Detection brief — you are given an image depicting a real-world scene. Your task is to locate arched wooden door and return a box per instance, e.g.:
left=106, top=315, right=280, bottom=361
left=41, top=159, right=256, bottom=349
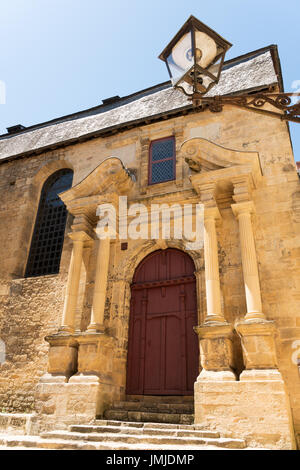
left=126, top=249, right=199, bottom=395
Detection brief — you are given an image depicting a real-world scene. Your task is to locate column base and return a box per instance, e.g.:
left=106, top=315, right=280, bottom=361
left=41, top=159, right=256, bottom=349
left=198, top=369, right=236, bottom=381
left=33, top=375, right=103, bottom=434
left=45, top=334, right=78, bottom=379
left=244, top=311, right=266, bottom=321
left=86, top=323, right=105, bottom=334
left=68, top=373, right=100, bottom=384
left=58, top=326, right=75, bottom=335
left=235, top=318, right=278, bottom=370
left=74, top=332, right=112, bottom=375
left=39, top=373, right=68, bottom=384
left=239, top=368, right=282, bottom=381
left=203, top=315, right=227, bottom=325
left=195, top=322, right=236, bottom=379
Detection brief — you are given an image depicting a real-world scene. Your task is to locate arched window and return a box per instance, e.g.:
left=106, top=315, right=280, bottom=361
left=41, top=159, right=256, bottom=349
left=25, top=169, right=73, bottom=277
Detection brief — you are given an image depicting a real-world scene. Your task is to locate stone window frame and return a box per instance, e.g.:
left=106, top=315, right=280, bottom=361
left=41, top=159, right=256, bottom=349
left=139, top=125, right=185, bottom=196
left=148, top=136, right=176, bottom=185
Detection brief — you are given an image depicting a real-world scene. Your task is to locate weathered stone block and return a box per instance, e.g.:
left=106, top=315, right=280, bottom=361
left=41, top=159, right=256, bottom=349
left=194, top=376, right=296, bottom=449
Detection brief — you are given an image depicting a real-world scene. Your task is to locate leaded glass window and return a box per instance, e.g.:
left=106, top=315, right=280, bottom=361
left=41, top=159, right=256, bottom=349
left=25, top=169, right=73, bottom=277
left=149, top=137, right=176, bottom=184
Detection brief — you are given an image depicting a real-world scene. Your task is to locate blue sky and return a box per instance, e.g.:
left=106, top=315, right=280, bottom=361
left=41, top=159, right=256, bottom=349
left=0, top=0, right=299, bottom=160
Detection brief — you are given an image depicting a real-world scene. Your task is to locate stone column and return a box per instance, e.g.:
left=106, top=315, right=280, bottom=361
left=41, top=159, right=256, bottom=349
left=231, top=200, right=264, bottom=321
left=193, top=183, right=236, bottom=382
left=87, top=237, right=111, bottom=333
left=87, top=200, right=116, bottom=333
left=60, top=231, right=91, bottom=334
left=203, top=206, right=225, bottom=324
left=232, top=198, right=280, bottom=379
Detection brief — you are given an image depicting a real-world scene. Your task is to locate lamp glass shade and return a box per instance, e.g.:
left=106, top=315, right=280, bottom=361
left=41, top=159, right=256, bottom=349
left=166, top=30, right=193, bottom=85
left=194, top=31, right=218, bottom=69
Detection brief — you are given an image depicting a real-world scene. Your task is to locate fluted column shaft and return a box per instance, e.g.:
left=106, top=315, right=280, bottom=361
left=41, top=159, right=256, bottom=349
left=88, top=237, right=111, bottom=332
left=203, top=207, right=225, bottom=324
left=60, top=232, right=88, bottom=333
left=232, top=201, right=264, bottom=320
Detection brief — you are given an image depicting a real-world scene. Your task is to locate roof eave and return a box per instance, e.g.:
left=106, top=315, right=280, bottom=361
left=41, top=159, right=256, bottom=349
left=0, top=82, right=278, bottom=165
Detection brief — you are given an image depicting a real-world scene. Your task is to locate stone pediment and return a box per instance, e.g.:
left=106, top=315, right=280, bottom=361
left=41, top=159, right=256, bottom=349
left=59, top=157, right=134, bottom=217
left=181, top=138, right=262, bottom=197
left=60, top=157, right=134, bottom=202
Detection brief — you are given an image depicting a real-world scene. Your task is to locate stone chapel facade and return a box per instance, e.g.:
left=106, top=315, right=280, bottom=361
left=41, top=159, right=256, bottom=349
left=0, top=45, right=299, bottom=449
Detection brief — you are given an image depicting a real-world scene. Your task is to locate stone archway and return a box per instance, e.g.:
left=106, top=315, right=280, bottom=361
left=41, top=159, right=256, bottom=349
left=126, top=248, right=199, bottom=396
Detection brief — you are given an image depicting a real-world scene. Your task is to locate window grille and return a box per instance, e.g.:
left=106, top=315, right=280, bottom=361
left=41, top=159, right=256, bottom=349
left=149, top=137, right=175, bottom=184
left=25, top=169, right=73, bottom=277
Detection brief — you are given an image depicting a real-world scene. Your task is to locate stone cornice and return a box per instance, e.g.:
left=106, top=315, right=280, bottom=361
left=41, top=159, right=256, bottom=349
left=181, top=138, right=262, bottom=200
left=59, top=157, right=135, bottom=208
left=58, top=157, right=135, bottom=219
left=194, top=323, right=233, bottom=339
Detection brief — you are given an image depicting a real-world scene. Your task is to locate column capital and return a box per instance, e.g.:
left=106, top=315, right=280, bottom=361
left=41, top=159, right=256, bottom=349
left=196, top=182, right=218, bottom=206
left=69, top=230, right=93, bottom=243
left=204, top=206, right=221, bottom=222
left=70, top=212, right=95, bottom=239
left=231, top=200, right=255, bottom=218
left=231, top=175, right=253, bottom=203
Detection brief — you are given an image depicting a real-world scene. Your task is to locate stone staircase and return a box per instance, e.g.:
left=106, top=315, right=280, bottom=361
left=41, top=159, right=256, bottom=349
left=103, top=395, right=194, bottom=425
left=0, top=420, right=247, bottom=450
left=0, top=397, right=251, bottom=450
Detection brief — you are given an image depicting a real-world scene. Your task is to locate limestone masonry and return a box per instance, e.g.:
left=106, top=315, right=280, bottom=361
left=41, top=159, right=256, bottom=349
left=0, top=45, right=299, bottom=450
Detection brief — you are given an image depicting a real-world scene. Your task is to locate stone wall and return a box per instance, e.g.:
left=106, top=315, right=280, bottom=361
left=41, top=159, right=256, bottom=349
left=0, top=105, right=299, bottom=444
left=195, top=372, right=296, bottom=450
left=0, top=274, right=68, bottom=412
left=0, top=412, right=33, bottom=435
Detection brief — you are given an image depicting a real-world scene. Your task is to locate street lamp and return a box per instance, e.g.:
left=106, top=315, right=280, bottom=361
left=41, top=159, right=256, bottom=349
left=159, top=15, right=300, bottom=123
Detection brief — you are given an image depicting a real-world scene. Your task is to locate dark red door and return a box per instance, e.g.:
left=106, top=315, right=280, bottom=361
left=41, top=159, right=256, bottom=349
left=126, top=249, right=199, bottom=395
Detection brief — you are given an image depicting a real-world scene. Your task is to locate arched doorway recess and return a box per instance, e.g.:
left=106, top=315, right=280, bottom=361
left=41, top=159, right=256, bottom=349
left=126, top=248, right=199, bottom=395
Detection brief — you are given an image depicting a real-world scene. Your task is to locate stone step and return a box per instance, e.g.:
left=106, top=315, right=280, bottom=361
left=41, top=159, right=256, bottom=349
left=126, top=395, right=194, bottom=403
left=94, top=419, right=202, bottom=430
left=110, top=401, right=194, bottom=414
left=103, top=409, right=194, bottom=424
left=0, top=435, right=101, bottom=450
left=0, top=434, right=245, bottom=450
left=69, top=424, right=220, bottom=438
left=42, top=430, right=246, bottom=449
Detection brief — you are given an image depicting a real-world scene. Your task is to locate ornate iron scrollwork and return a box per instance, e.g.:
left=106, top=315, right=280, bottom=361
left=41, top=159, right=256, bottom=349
left=175, top=83, right=300, bottom=123
left=203, top=92, right=300, bottom=123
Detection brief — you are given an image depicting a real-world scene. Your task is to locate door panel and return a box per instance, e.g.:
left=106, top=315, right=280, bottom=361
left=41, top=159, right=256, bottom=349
left=126, top=249, right=199, bottom=396
left=164, top=314, right=182, bottom=392
left=144, top=315, right=162, bottom=392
